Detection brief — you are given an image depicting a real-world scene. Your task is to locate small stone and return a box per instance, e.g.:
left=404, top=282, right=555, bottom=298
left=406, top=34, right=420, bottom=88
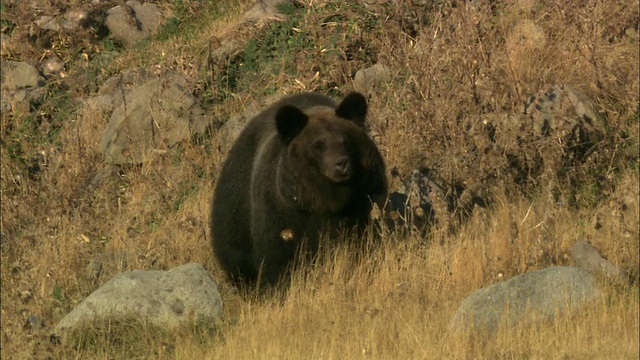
left=63, top=9, right=90, bottom=29
left=25, top=314, right=43, bottom=331
left=35, top=16, right=55, bottom=29
left=105, top=0, right=163, bottom=48
left=353, top=64, right=392, bottom=94
left=41, top=55, right=65, bottom=76
left=20, top=290, right=34, bottom=304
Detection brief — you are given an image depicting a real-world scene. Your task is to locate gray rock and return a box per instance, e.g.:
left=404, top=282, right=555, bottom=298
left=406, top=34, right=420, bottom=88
left=83, top=165, right=116, bottom=190
left=217, top=116, right=247, bottom=155
left=1, top=61, right=46, bottom=90
left=561, top=84, right=607, bottom=129
left=525, top=83, right=607, bottom=138
left=63, top=9, right=91, bottom=29
left=471, top=83, right=606, bottom=145
left=35, top=16, right=56, bottom=29
left=41, top=55, right=65, bottom=76
left=37, top=9, right=90, bottom=32
left=82, top=67, right=157, bottom=116
left=571, top=240, right=627, bottom=283
left=0, top=33, right=10, bottom=52
left=99, top=69, right=208, bottom=164
left=216, top=94, right=279, bottom=154
left=449, top=267, right=599, bottom=335
left=353, top=64, right=392, bottom=93
left=55, top=263, right=223, bottom=335
left=460, top=83, right=608, bottom=207
left=105, top=0, right=163, bottom=48
left=1, top=61, right=46, bottom=111
left=241, top=0, right=290, bottom=23
left=25, top=314, right=43, bottom=331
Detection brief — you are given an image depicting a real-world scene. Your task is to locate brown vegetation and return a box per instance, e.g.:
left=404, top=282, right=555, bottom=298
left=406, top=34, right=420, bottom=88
left=1, top=0, right=638, bottom=358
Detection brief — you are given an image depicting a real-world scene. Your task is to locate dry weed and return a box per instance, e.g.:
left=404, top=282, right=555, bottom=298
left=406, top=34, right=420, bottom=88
left=1, top=0, right=638, bottom=358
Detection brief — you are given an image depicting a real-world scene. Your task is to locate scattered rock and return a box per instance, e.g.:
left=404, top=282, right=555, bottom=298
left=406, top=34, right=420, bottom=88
left=1, top=60, right=46, bottom=111
left=1, top=33, right=13, bottom=55
left=83, top=165, right=116, bottom=190
left=353, top=64, right=392, bottom=93
left=24, top=314, right=43, bottom=331
left=449, top=267, right=599, bottom=335
left=98, top=68, right=209, bottom=164
left=40, top=55, right=65, bottom=76
left=560, top=84, right=607, bottom=129
left=571, top=240, right=627, bottom=283
left=475, top=83, right=607, bottom=149
left=105, top=0, right=163, bottom=48
left=379, top=166, right=488, bottom=235
left=241, top=0, right=290, bottom=23
left=1, top=60, right=46, bottom=90
left=216, top=94, right=279, bottom=154
left=460, top=83, right=608, bottom=202
left=217, top=116, right=247, bottom=154
left=36, top=9, right=90, bottom=32
left=34, top=16, right=55, bottom=29
left=383, top=167, right=446, bottom=233
left=55, top=263, right=224, bottom=336
left=526, top=84, right=607, bottom=135
left=83, top=67, right=157, bottom=116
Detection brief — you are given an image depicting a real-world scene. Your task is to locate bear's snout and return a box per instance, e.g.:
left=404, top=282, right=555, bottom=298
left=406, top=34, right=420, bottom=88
left=329, top=156, right=353, bottom=182
left=336, top=158, right=351, bottom=175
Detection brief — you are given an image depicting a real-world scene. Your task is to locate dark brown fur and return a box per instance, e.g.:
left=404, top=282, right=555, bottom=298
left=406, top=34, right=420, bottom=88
left=211, top=92, right=387, bottom=288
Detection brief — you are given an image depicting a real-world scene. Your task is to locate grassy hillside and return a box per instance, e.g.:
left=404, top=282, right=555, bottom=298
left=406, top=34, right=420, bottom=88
left=1, top=0, right=638, bottom=358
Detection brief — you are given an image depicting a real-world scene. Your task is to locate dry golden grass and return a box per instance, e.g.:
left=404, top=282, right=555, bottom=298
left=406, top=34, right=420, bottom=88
left=1, top=0, right=638, bottom=358
left=177, top=186, right=639, bottom=360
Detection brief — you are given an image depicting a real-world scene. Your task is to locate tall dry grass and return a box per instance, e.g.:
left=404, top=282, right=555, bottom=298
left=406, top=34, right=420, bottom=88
left=1, top=0, right=638, bottom=358
left=178, top=182, right=639, bottom=359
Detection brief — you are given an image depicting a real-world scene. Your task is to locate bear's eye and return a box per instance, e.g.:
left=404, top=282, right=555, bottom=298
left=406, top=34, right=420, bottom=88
left=312, top=140, right=326, bottom=152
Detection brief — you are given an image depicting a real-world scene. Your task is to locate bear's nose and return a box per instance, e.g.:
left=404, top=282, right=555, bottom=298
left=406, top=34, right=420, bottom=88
left=335, top=158, right=351, bottom=175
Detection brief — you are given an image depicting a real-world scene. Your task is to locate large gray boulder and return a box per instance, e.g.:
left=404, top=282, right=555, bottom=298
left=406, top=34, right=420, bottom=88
left=55, top=263, right=223, bottom=335
left=97, top=68, right=209, bottom=164
left=449, top=266, right=599, bottom=335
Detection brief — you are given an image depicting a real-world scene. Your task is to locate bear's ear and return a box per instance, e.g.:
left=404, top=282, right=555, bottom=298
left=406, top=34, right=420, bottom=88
left=276, top=105, right=308, bottom=143
left=335, top=92, right=367, bottom=125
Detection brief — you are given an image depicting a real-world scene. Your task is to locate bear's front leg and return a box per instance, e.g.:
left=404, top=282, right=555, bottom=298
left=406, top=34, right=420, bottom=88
left=251, top=226, right=298, bottom=288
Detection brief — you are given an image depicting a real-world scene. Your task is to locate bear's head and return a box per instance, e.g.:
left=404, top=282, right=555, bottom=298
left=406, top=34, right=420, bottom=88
left=275, top=92, right=368, bottom=185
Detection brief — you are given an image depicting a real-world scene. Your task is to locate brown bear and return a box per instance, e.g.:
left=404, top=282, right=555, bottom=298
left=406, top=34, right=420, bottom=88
left=211, top=92, right=387, bottom=288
